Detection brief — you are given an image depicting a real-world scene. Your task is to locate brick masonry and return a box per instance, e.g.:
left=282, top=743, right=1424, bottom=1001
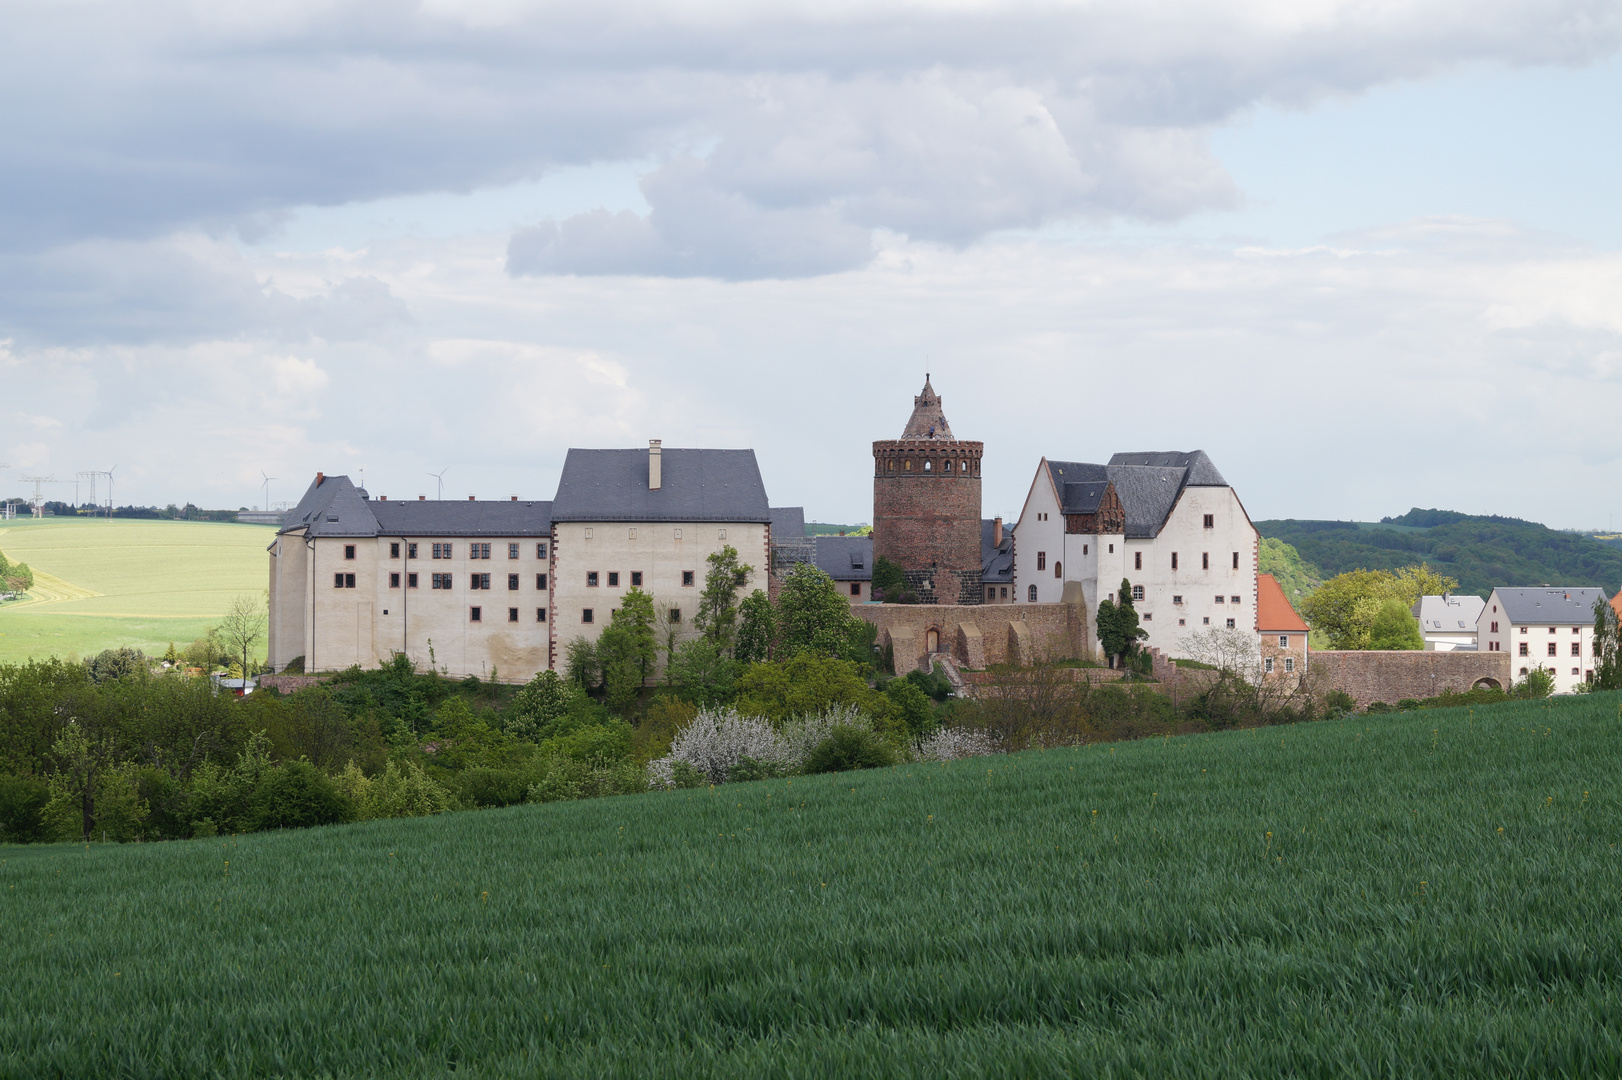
left=872, top=439, right=984, bottom=605
left=1310, top=650, right=1514, bottom=707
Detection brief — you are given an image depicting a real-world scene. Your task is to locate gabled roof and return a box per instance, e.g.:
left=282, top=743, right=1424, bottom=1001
left=1108, top=450, right=1227, bottom=487
left=1043, top=461, right=1110, bottom=514
left=1490, top=587, right=1609, bottom=626
left=551, top=448, right=771, bottom=523
left=1256, top=574, right=1309, bottom=633
left=278, top=474, right=380, bottom=538
left=769, top=506, right=806, bottom=540
left=1414, top=594, right=1485, bottom=633
left=369, top=500, right=554, bottom=537
left=981, top=518, right=1014, bottom=582
left=813, top=535, right=872, bottom=581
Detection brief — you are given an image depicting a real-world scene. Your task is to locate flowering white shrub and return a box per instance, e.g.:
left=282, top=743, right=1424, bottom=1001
left=913, top=726, right=1000, bottom=762
left=648, top=704, right=882, bottom=786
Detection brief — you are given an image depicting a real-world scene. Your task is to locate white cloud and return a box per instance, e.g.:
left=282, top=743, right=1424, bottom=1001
left=271, top=355, right=331, bottom=397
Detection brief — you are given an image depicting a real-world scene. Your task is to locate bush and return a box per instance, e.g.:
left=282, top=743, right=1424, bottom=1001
left=250, top=761, right=353, bottom=830
left=0, top=773, right=49, bottom=843
left=883, top=677, right=937, bottom=741
left=1321, top=690, right=1358, bottom=716
left=334, top=760, right=456, bottom=819
left=86, top=647, right=147, bottom=684
left=803, top=724, right=896, bottom=774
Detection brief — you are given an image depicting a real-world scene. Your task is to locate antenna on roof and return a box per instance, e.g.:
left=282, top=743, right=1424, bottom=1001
left=427, top=467, right=448, bottom=500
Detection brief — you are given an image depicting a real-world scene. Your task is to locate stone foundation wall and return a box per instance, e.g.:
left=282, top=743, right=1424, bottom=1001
left=258, top=674, right=325, bottom=694
left=858, top=600, right=1090, bottom=673
left=1310, top=650, right=1513, bottom=707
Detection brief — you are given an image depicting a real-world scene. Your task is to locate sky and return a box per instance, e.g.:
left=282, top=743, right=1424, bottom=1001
left=3, top=0, right=1621, bottom=529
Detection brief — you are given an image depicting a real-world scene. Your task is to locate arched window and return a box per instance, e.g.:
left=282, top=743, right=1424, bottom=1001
left=923, top=460, right=932, bottom=471
left=887, top=460, right=895, bottom=472
left=1028, top=584, right=1038, bottom=602
left=904, top=460, right=912, bottom=471
left=1054, top=561, right=1062, bottom=578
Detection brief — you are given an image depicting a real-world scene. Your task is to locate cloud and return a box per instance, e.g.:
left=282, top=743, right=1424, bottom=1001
left=1, top=0, right=1616, bottom=279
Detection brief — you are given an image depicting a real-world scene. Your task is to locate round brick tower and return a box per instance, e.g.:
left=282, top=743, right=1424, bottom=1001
left=872, top=375, right=984, bottom=605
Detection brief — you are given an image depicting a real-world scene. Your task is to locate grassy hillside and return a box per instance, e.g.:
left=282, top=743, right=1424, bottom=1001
left=0, top=518, right=272, bottom=662
left=1257, top=508, right=1622, bottom=599
left=4, top=694, right=1620, bottom=1077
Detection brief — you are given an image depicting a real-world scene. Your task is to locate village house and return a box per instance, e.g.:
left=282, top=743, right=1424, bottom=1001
left=1476, top=587, right=1608, bottom=694
left=1257, top=573, right=1309, bottom=676
left=1413, top=593, right=1485, bottom=651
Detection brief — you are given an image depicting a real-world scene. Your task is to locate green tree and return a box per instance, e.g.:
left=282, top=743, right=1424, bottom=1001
left=695, top=545, right=752, bottom=650
left=564, top=637, right=600, bottom=690
left=216, top=594, right=267, bottom=681
left=734, top=654, right=890, bottom=722
left=664, top=638, right=740, bottom=708
left=613, top=588, right=659, bottom=682
left=735, top=589, right=775, bottom=664
left=1591, top=598, right=1622, bottom=691
left=1301, top=565, right=1458, bottom=649
left=870, top=556, right=913, bottom=603
left=1366, top=597, right=1424, bottom=650
left=1258, top=537, right=1322, bottom=610
left=776, top=563, right=863, bottom=659
left=506, top=669, right=573, bottom=741
left=883, top=677, right=936, bottom=741
left=596, top=590, right=657, bottom=714
left=1096, top=578, right=1146, bottom=667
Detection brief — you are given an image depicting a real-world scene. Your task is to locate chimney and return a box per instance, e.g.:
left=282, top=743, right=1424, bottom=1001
left=316, top=472, right=324, bottom=486
left=418, top=495, right=426, bottom=501
left=468, top=495, right=476, bottom=502
left=994, top=516, right=1003, bottom=546
left=649, top=439, right=662, bottom=490
left=511, top=495, right=518, bottom=502
left=380, top=495, right=387, bottom=501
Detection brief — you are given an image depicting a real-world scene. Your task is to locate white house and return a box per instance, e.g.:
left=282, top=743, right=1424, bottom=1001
left=1476, top=587, right=1609, bottom=694
left=1012, top=451, right=1259, bottom=659
left=1413, top=594, right=1485, bottom=651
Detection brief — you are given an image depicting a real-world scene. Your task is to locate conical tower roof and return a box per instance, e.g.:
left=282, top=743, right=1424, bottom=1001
left=900, top=374, right=954, bottom=440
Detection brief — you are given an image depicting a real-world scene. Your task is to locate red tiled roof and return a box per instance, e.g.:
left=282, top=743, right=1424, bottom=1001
left=1257, top=573, right=1309, bottom=633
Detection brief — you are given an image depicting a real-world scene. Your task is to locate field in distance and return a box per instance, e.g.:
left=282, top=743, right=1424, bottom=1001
left=0, top=517, right=273, bottom=663
left=3, top=694, right=1618, bottom=1077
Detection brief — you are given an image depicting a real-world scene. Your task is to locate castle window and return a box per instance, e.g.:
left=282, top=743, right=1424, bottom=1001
left=1215, top=595, right=1225, bottom=603
left=1265, top=657, right=1274, bottom=673
left=1083, top=545, right=1088, bottom=555
left=408, top=543, right=418, bottom=559
left=1178, top=618, right=1186, bottom=626
left=1028, top=585, right=1038, bottom=602
left=470, top=574, right=490, bottom=590
left=1202, top=552, right=1210, bottom=570
left=390, top=573, right=400, bottom=588
left=1134, top=552, right=1142, bottom=570
left=1054, top=561, right=1062, bottom=578
left=587, top=571, right=599, bottom=587
left=904, top=461, right=912, bottom=471
left=1519, top=642, right=1528, bottom=656
left=673, top=529, right=682, bottom=540
left=407, top=573, right=418, bottom=588
left=509, top=543, right=520, bottom=559
left=1572, top=642, right=1581, bottom=656
left=344, top=545, right=356, bottom=560
left=924, top=460, right=932, bottom=471
left=986, top=587, right=994, bottom=602
left=683, top=571, right=695, bottom=586
left=536, top=543, right=547, bottom=558
left=718, top=529, right=727, bottom=540
left=628, top=528, right=637, bottom=540
left=1108, top=544, right=1114, bottom=553
left=1143, top=612, right=1152, bottom=621
left=670, top=608, right=682, bottom=622
left=1232, top=552, right=1240, bottom=570
left=1226, top=618, right=1236, bottom=629
left=887, top=460, right=895, bottom=472
left=1204, top=514, right=1214, bottom=528
left=431, top=573, right=451, bottom=589
left=1231, top=595, right=1242, bottom=604
left=508, top=608, right=519, bottom=622
left=536, top=573, right=548, bottom=590
left=1284, top=658, right=1294, bottom=673
left=582, top=608, right=594, bottom=623
left=1037, top=551, right=1046, bottom=570
left=1520, top=667, right=1528, bottom=675
left=432, top=543, right=451, bottom=559
left=1001, top=587, right=1007, bottom=599
left=1173, top=595, right=1183, bottom=605
left=1203, top=617, right=1210, bottom=625
left=584, top=528, right=594, bottom=539
left=537, top=608, right=546, bottom=622
left=390, top=543, right=400, bottom=558
left=508, top=574, right=519, bottom=590
left=1172, top=552, right=1178, bottom=570
left=468, top=606, right=482, bottom=622
left=1132, top=585, right=1144, bottom=601
left=632, top=571, right=643, bottom=587
left=608, top=572, right=619, bottom=587
left=1548, top=643, right=1558, bottom=657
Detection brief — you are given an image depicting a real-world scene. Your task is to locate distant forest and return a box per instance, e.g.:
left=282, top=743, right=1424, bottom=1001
left=1256, top=508, right=1622, bottom=599
left=23, top=502, right=248, bottom=523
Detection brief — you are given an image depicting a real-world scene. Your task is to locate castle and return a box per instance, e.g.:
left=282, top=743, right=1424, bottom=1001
left=267, top=376, right=1276, bottom=678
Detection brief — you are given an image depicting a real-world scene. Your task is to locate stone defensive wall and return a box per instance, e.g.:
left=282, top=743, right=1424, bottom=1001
left=1309, top=650, right=1513, bottom=707
left=258, top=674, right=326, bottom=694
left=857, top=597, right=1091, bottom=673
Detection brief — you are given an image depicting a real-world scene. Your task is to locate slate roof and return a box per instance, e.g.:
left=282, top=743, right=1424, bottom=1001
left=551, top=448, right=771, bottom=523
left=1043, top=461, right=1110, bottom=514
left=1413, top=594, right=1485, bottom=634
left=369, top=500, right=554, bottom=537
left=278, top=474, right=380, bottom=538
left=1108, top=450, right=1227, bottom=487
left=981, top=519, right=1015, bottom=583
left=813, top=535, right=872, bottom=581
left=1491, top=587, right=1609, bottom=626
left=1256, top=574, right=1309, bottom=633
left=1037, top=451, right=1232, bottom=538
left=769, top=506, right=807, bottom=540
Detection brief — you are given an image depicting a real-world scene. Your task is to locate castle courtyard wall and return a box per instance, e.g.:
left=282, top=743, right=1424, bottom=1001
left=1310, top=650, right=1513, bottom=707
left=857, top=600, right=1092, bottom=673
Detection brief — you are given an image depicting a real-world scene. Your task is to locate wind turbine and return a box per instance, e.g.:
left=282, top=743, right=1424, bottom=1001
left=105, top=465, right=117, bottom=518
left=427, top=467, right=448, bottom=501
left=260, top=470, right=276, bottom=512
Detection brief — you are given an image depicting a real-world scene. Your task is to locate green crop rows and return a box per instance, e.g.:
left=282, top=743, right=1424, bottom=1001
left=4, top=694, right=1621, bottom=1078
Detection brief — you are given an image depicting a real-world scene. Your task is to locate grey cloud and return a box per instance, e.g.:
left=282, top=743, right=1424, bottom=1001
left=1, top=0, right=1618, bottom=280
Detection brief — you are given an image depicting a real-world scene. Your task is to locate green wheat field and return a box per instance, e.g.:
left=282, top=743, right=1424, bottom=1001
left=4, top=694, right=1620, bottom=1078
left=0, top=517, right=273, bottom=663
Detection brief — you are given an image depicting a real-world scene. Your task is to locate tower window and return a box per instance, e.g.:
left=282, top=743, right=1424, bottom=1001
left=1054, top=561, right=1061, bottom=578
left=924, top=460, right=932, bottom=471
left=1134, top=551, right=1142, bottom=570
left=1232, top=552, right=1240, bottom=570
left=1028, top=585, right=1038, bottom=602
left=1202, top=552, right=1210, bottom=570
left=1172, top=552, right=1179, bottom=570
